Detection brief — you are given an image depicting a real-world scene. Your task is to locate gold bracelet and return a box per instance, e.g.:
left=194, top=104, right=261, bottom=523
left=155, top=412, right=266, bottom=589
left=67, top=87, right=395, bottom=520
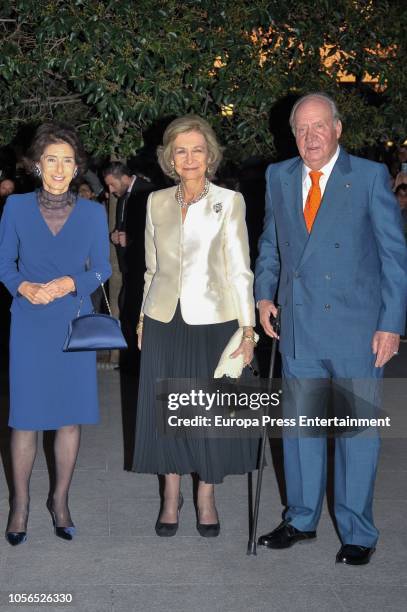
left=242, top=334, right=257, bottom=345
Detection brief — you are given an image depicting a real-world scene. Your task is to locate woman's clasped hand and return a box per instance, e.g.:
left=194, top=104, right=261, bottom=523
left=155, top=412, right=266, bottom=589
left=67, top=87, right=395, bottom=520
left=18, top=276, right=75, bottom=304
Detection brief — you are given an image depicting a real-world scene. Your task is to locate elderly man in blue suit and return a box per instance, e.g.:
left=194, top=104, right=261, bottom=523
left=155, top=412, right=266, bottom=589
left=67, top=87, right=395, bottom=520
left=255, top=92, right=406, bottom=565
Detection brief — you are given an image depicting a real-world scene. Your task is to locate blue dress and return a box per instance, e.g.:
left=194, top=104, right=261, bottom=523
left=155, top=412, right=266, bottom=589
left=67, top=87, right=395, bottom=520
left=0, top=192, right=111, bottom=430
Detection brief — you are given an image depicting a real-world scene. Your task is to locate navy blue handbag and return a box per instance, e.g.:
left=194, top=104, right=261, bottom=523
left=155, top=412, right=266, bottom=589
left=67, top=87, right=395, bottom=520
left=63, top=275, right=128, bottom=352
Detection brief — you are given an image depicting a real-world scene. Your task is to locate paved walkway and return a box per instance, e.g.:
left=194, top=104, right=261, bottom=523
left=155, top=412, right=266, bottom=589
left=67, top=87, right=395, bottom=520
left=0, top=344, right=406, bottom=612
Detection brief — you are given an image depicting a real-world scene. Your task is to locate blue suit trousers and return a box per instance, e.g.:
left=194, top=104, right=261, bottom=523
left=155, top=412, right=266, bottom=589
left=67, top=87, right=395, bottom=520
left=282, top=353, right=383, bottom=547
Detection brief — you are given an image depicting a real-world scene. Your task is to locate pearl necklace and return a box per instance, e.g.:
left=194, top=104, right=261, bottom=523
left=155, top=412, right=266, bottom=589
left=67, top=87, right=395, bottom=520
left=175, top=179, right=210, bottom=209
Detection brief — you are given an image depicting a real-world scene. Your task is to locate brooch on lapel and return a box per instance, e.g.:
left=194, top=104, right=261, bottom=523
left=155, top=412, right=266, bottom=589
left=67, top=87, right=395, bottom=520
left=213, top=202, right=222, bottom=213
left=345, top=183, right=351, bottom=188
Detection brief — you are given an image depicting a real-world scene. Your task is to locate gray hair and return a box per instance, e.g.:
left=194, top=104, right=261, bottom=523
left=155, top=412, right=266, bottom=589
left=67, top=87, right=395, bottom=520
left=289, top=93, right=341, bottom=135
left=157, top=115, right=223, bottom=180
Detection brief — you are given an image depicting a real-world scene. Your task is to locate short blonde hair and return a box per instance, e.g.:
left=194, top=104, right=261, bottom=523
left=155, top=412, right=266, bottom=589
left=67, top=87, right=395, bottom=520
left=157, top=115, right=223, bottom=180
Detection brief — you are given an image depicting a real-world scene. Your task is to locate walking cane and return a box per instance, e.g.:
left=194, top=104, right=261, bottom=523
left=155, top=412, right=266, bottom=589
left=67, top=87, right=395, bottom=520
left=247, top=306, right=281, bottom=556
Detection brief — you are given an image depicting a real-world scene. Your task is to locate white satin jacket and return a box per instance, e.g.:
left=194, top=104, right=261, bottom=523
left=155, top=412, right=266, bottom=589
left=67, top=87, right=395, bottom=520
left=141, top=183, right=255, bottom=326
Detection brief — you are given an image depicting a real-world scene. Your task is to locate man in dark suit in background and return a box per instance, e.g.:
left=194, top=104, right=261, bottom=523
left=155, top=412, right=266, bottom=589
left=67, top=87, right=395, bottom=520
left=255, top=92, right=406, bottom=565
left=103, top=163, right=154, bottom=364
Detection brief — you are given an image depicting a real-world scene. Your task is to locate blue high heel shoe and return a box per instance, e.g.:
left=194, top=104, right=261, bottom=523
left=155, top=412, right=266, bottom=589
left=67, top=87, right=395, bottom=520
left=46, top=501, right=76, bottom=541
left=5, top=504, right=29, bottom=546
left=5, top=531, right=27, bottom=546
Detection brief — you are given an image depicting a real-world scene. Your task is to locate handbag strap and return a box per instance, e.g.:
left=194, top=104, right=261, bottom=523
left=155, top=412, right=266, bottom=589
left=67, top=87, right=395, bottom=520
left=75, top=273, right=112, bottom=318
left=96, top=272, right=112, bottom=316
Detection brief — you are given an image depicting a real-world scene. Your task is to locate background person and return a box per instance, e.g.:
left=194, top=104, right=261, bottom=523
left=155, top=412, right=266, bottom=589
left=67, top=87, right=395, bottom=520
left=395, top=183, right=407, bottom=237
left=0, top=123, right=111, bottom=545
left=78, top=180, right=96, bottom=200
left=103, top=163, right=154, bottom=365
left=0, top=178, right=15, bottom=211
left=133, top=115, right=259, bottom=537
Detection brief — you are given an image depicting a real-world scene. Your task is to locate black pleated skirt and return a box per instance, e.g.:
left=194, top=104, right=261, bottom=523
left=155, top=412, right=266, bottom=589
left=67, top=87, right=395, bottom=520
left=133, top=303, right=259, bottom=483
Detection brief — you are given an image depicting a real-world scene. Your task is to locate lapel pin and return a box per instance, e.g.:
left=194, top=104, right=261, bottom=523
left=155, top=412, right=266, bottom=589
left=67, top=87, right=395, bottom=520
left=345, top=183, right=351, bottom=188
left=213, top=202, right=222, bottom=213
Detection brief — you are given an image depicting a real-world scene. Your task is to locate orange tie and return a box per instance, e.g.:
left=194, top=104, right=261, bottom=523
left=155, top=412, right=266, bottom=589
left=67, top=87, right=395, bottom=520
left=304, top=170, right=323, bottom=233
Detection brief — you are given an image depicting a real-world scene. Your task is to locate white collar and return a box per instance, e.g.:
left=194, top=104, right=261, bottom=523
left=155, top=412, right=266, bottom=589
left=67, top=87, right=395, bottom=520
left=127, top=175, right=137, bottom=194
left=302, top=146, right=340, bottom=181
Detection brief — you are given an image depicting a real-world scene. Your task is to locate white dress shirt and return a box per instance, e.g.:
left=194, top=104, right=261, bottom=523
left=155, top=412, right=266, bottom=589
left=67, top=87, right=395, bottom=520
left=127, top=175, right=137, bottom=194
left=302, top=146, right=340, bottom=209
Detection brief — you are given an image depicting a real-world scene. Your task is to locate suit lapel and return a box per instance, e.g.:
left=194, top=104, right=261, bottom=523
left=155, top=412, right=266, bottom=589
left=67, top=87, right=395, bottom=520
left=281, top=158, right=309, bottom=266
left=298, top=148, right=352, bottom=269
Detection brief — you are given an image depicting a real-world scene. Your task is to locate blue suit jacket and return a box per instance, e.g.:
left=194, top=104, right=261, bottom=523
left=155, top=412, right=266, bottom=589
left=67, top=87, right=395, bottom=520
left=255, top=148, right=407, bottom=359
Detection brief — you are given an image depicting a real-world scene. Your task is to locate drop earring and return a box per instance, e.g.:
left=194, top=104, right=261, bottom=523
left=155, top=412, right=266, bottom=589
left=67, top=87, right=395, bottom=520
left=34, top=165, right=42, bottom=178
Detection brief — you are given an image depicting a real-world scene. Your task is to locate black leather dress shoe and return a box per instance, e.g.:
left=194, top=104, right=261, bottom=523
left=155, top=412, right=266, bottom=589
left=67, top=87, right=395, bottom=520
left=336, top=544, right=375, bottom=565
left=258, top=521, right=316, bottom=549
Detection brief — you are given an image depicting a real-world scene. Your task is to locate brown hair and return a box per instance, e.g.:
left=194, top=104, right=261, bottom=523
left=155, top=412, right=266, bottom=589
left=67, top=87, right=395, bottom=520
left=26, top=123, right=87, bottom=176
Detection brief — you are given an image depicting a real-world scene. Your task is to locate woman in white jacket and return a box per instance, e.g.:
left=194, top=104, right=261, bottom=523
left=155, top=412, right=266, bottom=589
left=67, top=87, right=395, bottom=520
left=133, top=115, right=258, bottom=538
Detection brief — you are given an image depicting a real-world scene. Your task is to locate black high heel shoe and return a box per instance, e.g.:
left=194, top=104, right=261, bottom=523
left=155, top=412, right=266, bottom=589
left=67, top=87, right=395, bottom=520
left=155, top=492, right=183, bottom=537
left=46, top=500, right=76, bottom=541
left=196, top=508, right=220, bottom=538
left=5, top=503, right=29, bottom=546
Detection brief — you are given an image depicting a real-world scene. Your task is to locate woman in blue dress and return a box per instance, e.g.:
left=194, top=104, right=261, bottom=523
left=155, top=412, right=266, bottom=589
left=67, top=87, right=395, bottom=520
left=0, top=124, right=111, bottom=545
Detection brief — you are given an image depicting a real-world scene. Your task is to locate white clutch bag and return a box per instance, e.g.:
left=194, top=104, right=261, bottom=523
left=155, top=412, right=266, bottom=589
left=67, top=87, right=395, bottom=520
left=214, top=329, right=259, bottom=379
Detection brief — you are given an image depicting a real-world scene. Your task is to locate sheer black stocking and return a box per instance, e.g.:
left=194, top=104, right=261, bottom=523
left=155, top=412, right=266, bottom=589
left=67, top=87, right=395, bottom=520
left=7, top=429, right=38, bottom=533
left=159, top=474, right=181, bottom=523
left=197, top=481, right=218, bottom=524
left=48, top=425, right=81, bottom=527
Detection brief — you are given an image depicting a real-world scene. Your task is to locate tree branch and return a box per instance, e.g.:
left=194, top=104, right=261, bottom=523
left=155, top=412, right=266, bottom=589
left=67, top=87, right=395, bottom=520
left=21, top=93, right=83, bottom=105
